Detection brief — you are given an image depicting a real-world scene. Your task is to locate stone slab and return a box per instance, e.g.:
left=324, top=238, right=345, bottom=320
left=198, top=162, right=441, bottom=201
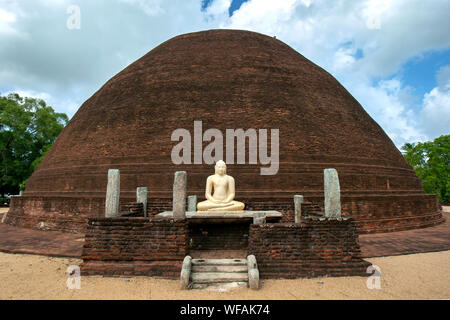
left=157, top=210, right=282, bottom=224
left=192, top=258, right=247, bottom=266
left=191, top=282, right=248, bottom=290
left=192, top=265, right=248, bottom=273
left=190, top=272, right=248, bottom=283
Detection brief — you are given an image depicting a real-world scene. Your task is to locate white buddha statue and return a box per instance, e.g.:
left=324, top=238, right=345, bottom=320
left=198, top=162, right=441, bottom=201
left=197, top=160, right=245, bottom=212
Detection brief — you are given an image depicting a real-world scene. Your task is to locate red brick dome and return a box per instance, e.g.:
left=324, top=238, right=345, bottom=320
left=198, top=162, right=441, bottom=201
left=8, top=29, right=443, bottom=233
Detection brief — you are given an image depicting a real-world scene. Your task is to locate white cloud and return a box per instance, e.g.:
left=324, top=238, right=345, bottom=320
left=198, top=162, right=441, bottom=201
left=362, top=0, right=392, bottom=30
left=0, top=8, right=20, bottom=36
left=118, top=0, right=165, bottom=16
left=7, top=89, right=52, bottom=102
left=351, top=79, right=425, bottom=145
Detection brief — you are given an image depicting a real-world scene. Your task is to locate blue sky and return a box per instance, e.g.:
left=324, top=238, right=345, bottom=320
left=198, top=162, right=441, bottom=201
left=203, top=0, right=247, bottom=15
left=400, top=49, right=450, bottom=99
left=0, top=0, right=449, bottom=148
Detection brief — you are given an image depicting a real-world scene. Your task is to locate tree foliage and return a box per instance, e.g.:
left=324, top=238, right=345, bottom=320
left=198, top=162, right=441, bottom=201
left=0, top=93, right=68, bottom=195
left=401, top=135, right=450, bottom=203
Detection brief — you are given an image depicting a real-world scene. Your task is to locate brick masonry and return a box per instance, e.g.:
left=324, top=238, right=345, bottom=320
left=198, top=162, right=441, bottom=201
left=80, top=217, right=188, bottom=278
left=248, top=218, right=372, bottom=278
left=80, top=215, right=371, bottom=279
left=188, top=223, right=249, bottom=250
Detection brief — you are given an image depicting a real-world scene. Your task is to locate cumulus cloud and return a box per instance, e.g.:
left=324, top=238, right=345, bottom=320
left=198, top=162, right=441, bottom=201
left=0, top=8, right=17, bottom=35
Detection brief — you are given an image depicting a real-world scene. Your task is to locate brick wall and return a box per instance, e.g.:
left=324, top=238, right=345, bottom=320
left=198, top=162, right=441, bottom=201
left=81, top=217, right=188, bottom=278
left=188, top=223, right=249, bottom=250
left=249, top=218, right=372, bottom=278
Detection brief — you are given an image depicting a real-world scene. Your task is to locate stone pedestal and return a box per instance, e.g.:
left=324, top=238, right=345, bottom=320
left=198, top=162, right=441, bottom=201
left=173, top=171, right=187, bottom=221
left=105, top=169, right=120, bottom=218
left=324, top=168, right=341, bottom=218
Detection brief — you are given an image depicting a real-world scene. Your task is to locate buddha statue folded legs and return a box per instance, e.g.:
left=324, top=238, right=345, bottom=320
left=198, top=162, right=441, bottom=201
left=197, top=200, right=245, bottom=212
left=196, top=160, right=245, bottom=212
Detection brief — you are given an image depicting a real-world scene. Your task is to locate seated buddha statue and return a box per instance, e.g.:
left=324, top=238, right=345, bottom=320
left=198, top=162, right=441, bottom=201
left=197, top=160, right=245, bottom=212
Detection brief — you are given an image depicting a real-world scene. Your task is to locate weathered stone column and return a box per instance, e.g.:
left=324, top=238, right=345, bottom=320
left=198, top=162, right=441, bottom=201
left=187, top=195, right=197, bottom=212
left=105, top=169, right=120, bottom=218
left=294, top=195, right=304, bottom=223
left=324, top=168, right=341, bottom=218
left=247, top=255, right=259, bottom=290
left=136, top=187, right=148, bottom=217
left=173, top=171, right=187, bottom=220
left=180, top=255, right=192, bottom=290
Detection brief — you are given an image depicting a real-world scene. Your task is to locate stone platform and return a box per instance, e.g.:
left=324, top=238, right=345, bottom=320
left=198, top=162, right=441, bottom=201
left=157, top=210, right=282, bottom=224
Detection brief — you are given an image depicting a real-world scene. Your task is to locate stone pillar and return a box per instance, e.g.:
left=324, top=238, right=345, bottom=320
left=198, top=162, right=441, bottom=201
left=324, top=168, right=341, bottom=218
left=180, top=255, right=192, bottom=290
left=187, top=195, right=197, bottom=212
left=105, top=169, right=120, bottom=218
left=294, top=195, right=304, bottom=223
left=173, top=171, right=187, bottom=220
left=136, top=187, right=148, bottom=217
left=247, top=255, right=259, bottom=290
left=253, top=212, right=266, bottom=224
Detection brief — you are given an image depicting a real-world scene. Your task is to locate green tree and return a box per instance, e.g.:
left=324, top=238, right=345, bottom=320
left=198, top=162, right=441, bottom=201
left=0, top=93, right=68, bottom=196
left=401, top=135, right=450, bottom=203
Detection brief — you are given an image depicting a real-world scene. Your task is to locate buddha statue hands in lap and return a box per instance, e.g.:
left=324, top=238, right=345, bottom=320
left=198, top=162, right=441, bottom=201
left=197, top=160, right=245, bottom=212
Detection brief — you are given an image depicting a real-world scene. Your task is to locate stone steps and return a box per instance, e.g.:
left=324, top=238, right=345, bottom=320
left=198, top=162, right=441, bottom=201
left=191, top=272, right=249, bottom=283
left=192, top=265, right=248, bottom=273
left=192, top=258, right=247, bottom=266
left=182, top=257, right=259, bottom=290
left=190, top=258, right=248, bottom=287
left=191, top=282, right=248, bottom=290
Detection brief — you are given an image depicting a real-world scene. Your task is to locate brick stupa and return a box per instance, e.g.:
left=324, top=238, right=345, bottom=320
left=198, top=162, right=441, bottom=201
left=6, top=30, right=443, bottom=233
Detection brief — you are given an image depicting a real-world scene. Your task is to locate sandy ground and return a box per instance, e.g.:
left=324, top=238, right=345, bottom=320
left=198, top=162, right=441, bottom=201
left=0, top=250, right=448, bottom=300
